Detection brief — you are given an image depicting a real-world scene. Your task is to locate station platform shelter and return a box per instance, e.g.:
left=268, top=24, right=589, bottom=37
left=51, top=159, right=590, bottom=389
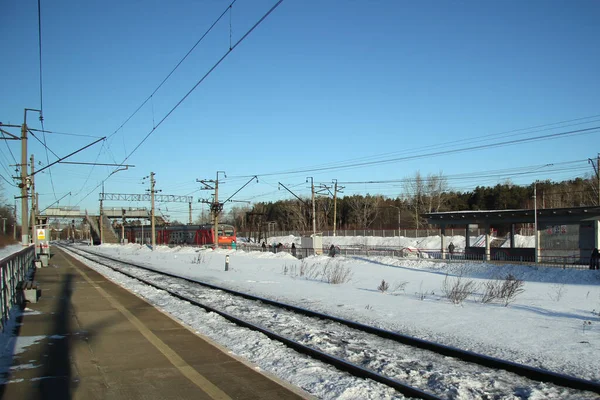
left=2, top=247, right=311, bottom=400
left=422, top=206, right=600, bottom=265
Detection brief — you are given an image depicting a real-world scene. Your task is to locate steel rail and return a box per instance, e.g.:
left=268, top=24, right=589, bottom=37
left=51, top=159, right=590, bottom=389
left=63, top=244, right=600, bottom=395
left=60, top=244, right=440, bottom=400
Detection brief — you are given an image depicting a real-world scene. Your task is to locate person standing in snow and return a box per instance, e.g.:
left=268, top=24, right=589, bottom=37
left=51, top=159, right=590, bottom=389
left=590, top=248, right=599, bottom=270
left=261, top=241, right=266, bottom=252
left=329, top=244, right=336, bottom=257
left=291, top=243, right=297, bottom=257
left=448, top=242, right=455, bottom=259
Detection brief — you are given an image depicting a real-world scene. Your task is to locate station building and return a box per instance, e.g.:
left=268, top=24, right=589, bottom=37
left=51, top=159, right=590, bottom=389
left=422, top=206, right=600, bottom=265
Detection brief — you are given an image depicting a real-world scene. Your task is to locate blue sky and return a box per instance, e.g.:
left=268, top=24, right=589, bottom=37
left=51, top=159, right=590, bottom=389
left=1, top=0, right=599, bottom=223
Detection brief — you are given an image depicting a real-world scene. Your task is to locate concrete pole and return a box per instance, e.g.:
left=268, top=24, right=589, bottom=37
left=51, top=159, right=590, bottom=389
left=214, top=172, right=220, bottom=248
left=13, top=200, right=17, bottom=240
left=100, top=182, right=104, bottom=244
left=121, top=208, right=125, bottom=244
left=440, top=225, right=446, bottom=259
left=333, top=180, right=338, bottom=237
left=485, top=224, right=491, bottom=261
left=151, top=172, right=156, bottom=249
left=20, top=118, right=29, bottom=245
left=30, top=154, right=35, bottom=237
left=534, top=182, right=539, bottom=263
left=307, top=177, right=316, bottom=237
left=188, top=201, right=192, bottom=225
left=397, top=208, right=401, bottom=248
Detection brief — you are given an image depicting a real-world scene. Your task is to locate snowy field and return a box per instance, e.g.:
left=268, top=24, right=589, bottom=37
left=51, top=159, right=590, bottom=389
left=1, top=235, right=600, bottom=398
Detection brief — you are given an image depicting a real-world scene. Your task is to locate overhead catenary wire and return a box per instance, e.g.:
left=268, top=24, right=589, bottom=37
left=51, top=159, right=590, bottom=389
left=106, top=0, right=239, bottom=142
left=28, top=129, right=59, bottom=159
left=71, top=1, right=279, bottom=209
left=241, top=125, right=600, bottom=179
left=118, top=0, right=284, bottom=166
left=230, top=115, right=600, bottom=180
left=336, top=160, right=591, bottom=185
left=28, top=128, right=104, bottom=138
left=36, top=0, right=57, bottom=201
left=234, top=159, right=594, bottom=203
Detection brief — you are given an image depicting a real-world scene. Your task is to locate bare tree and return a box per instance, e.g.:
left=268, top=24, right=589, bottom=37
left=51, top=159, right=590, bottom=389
left=425, top=171, right=448, bottom=213
left=279, top=200, right=307, bottom=232
left=404, top=171, right=448, bottom=228
left=317, top=196, right=332, bottom=231
left=404, top=171, right=425, bottom=229
left=227, top=205, right=251, bottom=229
left=347, top=194, right=382, bottom=228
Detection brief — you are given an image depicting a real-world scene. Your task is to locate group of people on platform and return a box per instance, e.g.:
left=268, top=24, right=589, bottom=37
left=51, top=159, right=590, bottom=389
left=261, top=241, right=296, bottom=256
left=260, top=241, right=338, bottom=258
left=258, top=241, right=600, bottom=269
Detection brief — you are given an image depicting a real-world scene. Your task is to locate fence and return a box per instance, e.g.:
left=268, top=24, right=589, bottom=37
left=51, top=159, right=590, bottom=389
left=231, top=242, right=590, bottom=269
left=0, top=246, right=35, bottom=332
left=238, top=228, right=490, bottom=240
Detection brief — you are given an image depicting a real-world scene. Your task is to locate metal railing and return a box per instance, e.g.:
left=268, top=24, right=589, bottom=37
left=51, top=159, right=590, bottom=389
left=232, top=242, right=591, bottom=269
left=0, top=245, right=35, bottom=332
left=238, top=228, right=490, bottom=240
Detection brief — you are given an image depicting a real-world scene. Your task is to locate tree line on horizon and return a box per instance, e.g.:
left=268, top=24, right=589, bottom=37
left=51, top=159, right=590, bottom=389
left=216, top=175, right=598, bottom=234
left=0, top=185, right=17, bottom=245
left=1, top=173, right=597, bottom=241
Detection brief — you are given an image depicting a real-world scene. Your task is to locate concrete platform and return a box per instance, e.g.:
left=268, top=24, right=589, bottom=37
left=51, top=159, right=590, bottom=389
left=1, top=247, right=311, bottom=400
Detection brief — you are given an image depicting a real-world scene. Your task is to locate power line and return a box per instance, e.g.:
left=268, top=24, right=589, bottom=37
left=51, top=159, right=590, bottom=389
left=239, top=159, right=594, bottom=203
left=337, top=160, right=590, bottom=185
left=106, top=0, right=239, bottom=142
left=37, top=0, right=44, bottom=115
left=36, top=0, right=58, bottom=201
left=118, top=0, right=284, bottom=166
left=73, top=1, right=282, bottom=210
left=28, top=130, right=59, bottom=159
left=1, top=137, right=17, bottom=168
left=231, top=115, right=600, bottom=179
left=28, top=128, right=104, bottom=138
left=243, top=126, right=600, bottom=178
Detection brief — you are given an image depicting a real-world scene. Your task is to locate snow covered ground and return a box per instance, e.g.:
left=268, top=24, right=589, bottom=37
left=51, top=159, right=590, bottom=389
left=1, top=235, right=600, bottom=398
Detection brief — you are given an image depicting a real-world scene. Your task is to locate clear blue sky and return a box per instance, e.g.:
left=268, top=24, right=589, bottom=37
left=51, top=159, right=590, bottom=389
left=1, top=0, right=599, bottom=222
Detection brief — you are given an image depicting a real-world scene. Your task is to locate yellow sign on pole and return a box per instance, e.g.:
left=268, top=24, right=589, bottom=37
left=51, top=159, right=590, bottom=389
left=37, top=229, right=46, bottom=240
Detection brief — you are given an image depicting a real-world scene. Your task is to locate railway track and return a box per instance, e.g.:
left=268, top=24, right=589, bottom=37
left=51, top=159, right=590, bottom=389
left=59, top=244, right=600, bottom=399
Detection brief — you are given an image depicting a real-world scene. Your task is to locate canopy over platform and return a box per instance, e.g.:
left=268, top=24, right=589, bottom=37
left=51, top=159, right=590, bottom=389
left=422, top=206, right=600, bottom=226
left=421, top=206, right=600, bottom=265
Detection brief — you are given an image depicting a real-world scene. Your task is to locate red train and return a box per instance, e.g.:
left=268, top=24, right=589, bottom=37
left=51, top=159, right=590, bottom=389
left=124, top=224, right=236, bottom=247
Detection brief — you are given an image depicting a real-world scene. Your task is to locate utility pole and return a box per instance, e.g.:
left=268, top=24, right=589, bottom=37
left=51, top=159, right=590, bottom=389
left=19, top=108, right=42, bottom=245
left=150, top=172, right=156, bottom=249
left=197, top=171, right=226, bottom=248
left=214, top=171, right=224, bottom=247
left=332, top=180, right=344, bottom=237
left=307, top=177, right=316, bottom=237
left=100, top=182, right=104, bottom=244
left=13, top=200, right=17, bottom=240
left=121, top=208, right=126, bottom=244
left=20, top=114, right=29, bottom=245
left=30, top=154, right=36, bottom=236
left=585, top=155, right=600, bottom=206
left=317, top=180, right=344, bottom=237
left=533, top=181, right=538, bottom=263
left=333, top=180, right=338, bottom=236
left=188, top=201, right=192, bottom=225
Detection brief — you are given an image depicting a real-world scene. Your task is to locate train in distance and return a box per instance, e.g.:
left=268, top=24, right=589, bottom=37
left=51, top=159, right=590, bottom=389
left=124, top=223, right=236, bottom=247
